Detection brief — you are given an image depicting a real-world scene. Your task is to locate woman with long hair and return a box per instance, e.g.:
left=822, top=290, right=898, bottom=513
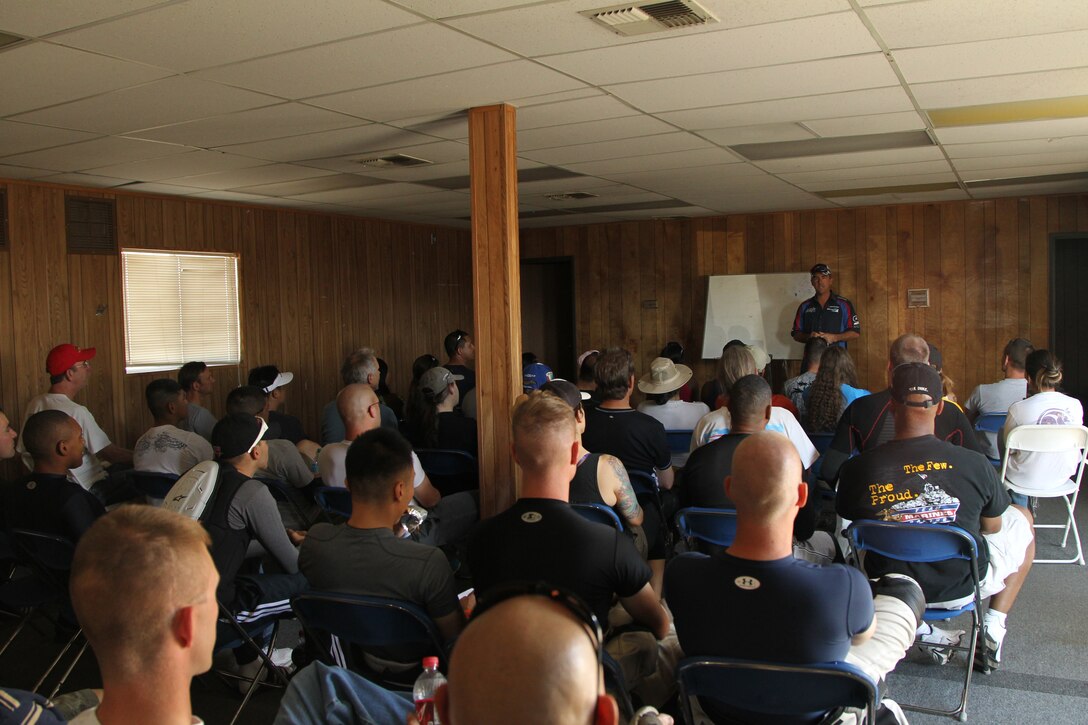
left=1001, top=349, right=1084, bottom=504
left=804, top=347, right=869, bottom=432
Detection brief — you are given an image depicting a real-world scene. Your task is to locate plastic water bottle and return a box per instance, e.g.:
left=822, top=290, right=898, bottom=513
left=413, top=656, right=446, bottom=725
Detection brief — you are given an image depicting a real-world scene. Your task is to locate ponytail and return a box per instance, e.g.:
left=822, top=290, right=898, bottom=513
left=1025, top=349, right=1062, bottom=391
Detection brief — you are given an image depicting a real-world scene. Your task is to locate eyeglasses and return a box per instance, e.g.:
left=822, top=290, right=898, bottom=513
left=72, top=361, right=91, bottom=370
left=470, top=581, right=602, bottom=663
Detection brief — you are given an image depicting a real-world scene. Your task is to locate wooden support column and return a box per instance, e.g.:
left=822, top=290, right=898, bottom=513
left=469, top=103, right=521, bottom=518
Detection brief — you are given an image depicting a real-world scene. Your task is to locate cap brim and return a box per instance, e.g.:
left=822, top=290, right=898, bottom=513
left=578, top=390, right=591, bottom=401
left=450, top=373, right=465, bottom=381
left=266, top=371, right=294, bottom=392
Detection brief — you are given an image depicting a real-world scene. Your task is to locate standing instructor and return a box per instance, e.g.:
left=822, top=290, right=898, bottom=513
left=792, top=263, right=860, bottom=347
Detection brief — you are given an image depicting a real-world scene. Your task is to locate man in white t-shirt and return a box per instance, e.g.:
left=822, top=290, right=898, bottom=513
left=18, top=344, right=133, bottom=493
left=690, top=398, right=818, bottom=470
left=319, top=383, right=476, bottom=548
left=965, top=338, right=1033, bottom=459
left=133, top=379, right=214, bottom=476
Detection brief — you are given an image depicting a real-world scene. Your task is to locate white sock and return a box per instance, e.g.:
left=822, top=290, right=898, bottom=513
left=916, top=622, right=932, bottom=636
left=985, top=610, right=1008, bottom=644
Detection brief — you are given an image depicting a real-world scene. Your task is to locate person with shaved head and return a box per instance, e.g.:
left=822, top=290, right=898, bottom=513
left=68, top=506, right=218, bottom=724
left=820, top=333, right=982, bottom=486
left=666, top=431, right=923, bottom=723
left=0, top=410, right=105, bottom=543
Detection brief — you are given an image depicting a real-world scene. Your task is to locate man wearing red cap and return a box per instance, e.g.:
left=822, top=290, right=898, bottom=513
left=17, top=344, right=132, bottom=495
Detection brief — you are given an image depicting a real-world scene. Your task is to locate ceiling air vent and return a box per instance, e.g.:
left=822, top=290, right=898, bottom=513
left=353, top=154, right=432, bottom=169
left=583, top=0, right=717, bottom=36
left=544, top=192, right=598, bottom=201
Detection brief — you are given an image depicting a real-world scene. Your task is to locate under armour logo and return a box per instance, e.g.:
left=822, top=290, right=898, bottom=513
left=734, top=576, right=760, bottom=590
left=521, top=512, right=543, bottom=524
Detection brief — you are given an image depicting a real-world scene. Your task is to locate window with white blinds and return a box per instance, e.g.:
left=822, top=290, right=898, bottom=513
left=121, top=249, right=241, bottom=373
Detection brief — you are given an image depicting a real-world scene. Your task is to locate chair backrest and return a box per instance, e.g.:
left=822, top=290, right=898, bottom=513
left=676, top=507, right=738, bottom=548
left=314, top=486, right=352, bottom=519
left=571, top=502, right=624, bottom=532
left=625, top=469, right=659, bottom=496
left=9, top=529, right=77, bottom=593
left=415, top=449, right=478, bottom=496
left=677, top=656, right=877, bottom=724
left=999, top=424, right=1088, bottom=489
left=808, top=432, right=834, bottom=455
left=129, top=470, right=180, bottom=500
left=846, top=519, right=978, bottom=565
left=665, top=429, right=694, bottom=455
left=973, top=413, right=1007, bottom=434
left=291, top=591, right=447, bottom=687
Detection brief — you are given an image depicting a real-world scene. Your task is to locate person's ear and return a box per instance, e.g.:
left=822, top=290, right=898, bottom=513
left=594, top=694, right=620, bottom=725
left=569, top=438, right=580, bottom=466
left=435, top=683, right=451, bottom=724
left=173, top=605, right=196, bottom=649
left=393, top=479, right=409, bottom=503
left=797, top=481, right=809, bottom=509
left=55, top=439, right=68, bottom=458
left=763, top=404, right=773, bottom=423
left=935, top=399, right=945, bottom=415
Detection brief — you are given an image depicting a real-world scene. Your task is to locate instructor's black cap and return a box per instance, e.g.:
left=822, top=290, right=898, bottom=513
left=891, top=363, right=942, bottom=408
left=810, top=263, right=832, bottom=276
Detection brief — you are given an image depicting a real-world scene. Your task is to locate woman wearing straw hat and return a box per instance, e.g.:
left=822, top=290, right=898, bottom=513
left=636, top=358, right=709, bottom=468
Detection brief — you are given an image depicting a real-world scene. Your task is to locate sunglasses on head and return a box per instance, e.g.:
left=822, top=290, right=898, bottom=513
left=471, top=581, right=602, bottom=662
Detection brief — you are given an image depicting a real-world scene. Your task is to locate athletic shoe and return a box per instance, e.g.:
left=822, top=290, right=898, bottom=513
left=918, top=623, right=963, bottom=666
left=973, top=630, right=1003, bottom=674
left=876, top=697, right=909, bottom=725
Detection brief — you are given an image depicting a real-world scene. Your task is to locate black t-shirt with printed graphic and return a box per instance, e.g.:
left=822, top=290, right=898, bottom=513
left=836, top=435, right=1010, bottom=603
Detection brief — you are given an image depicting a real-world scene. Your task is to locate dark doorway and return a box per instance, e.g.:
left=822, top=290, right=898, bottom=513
left=1051, top=234, right=1088, bottom=411
left=520, top=257, right=576, bottom=382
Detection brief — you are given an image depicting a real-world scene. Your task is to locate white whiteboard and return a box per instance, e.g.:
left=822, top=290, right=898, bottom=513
left=701, top=273, right=812, bottom=361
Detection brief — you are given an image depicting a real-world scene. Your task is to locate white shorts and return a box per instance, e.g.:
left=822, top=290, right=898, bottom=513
left=931, top=506, right=1033, bottom=608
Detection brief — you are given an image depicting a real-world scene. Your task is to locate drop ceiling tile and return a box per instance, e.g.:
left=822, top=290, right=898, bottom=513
left=116, top=181, right=207, bottom=196
left=531, top=190, right=676, bottom=209
left=191, top=190, right=279, bottom=203
left=307, top=61, right=588, bottom=123
left=125, top=103, right=365, bottom=147
left=83, top=150, right=265, bottom=182
left=803, top=111, right=927, bottom=137
left=351, top=159, right=471, bottom=182
left=392, top=0, right=542, bottom=18
left=827, top=189, right=970, bottom=206
left=518, top=176, right=621, bottom=194
left=602, top=164, right=779, bottom=195
left=160, top=164, right=337, bottom=191
left=516, top=95, right=640, bottom=131
left=448, top=0, right=849, bottom=57
left=952, top=150, right=1088, bottom=171
left=957, top=162, right=1088, bottom=182
left=0, top=42, right=174, bottom=116
left=385, top=113, right=470, bottom=141
left=0, top=136, right=189, bottom=172
left=218, top=125, right=435, bottom=163
left=945, top=136, right=1088, bottom=159
left=508, top=87, right=607, bottom=109
left=287, top=182, right=441, bottom=205
left=656, top=87, right=914, bottom=130
left=969, top=179, right=1088, bottom=198
left=607, top=206, right=718, bottom=220
left=519, top=214, right=626, bottom=229
left=607, top=54, right=899, bottom=114
left=518, top=115, right=677, bottom=151
left=894, top=30, right=1088, bottom=85
left=913, top=67, right=1088, bottom=109
left=754, top=146, right=945, bottom=173
left=12, top=76, right=279, bottom=135
left=231, top=174, right=386, bottom=197
left=864, top=0, right=1088, bottom=48
left=363, top=190, right=472, bottom=211
left=685, top=188, right=832, bottom=213
left=0, top=121, right=98, bottom=156
left=36, top=172, right=135, bottom=188
left=798, top=171, right=959, bottom=192
left=779, top=159, right=954, bottom=184
left=540, top=12, right=878, bottom=86
left=52, top=0, right=420, bottom=71
left=699, top=123, right=816, bottom=146
left=0, top=1, right=168, bottom=37
left=0, top=163, right=63, bottom=179
left=302, top=140, right=471, bottom=173
left=560, top=147, right=745, bottom=176
left=934, top=118, right=1088, bottom=145
left=196, top=24, right=515, bottom=100
left=521, top=133, right=712, bottom=166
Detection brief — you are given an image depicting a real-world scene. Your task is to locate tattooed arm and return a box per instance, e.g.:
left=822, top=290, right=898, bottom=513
left=600, top=454, right=644, bottom=526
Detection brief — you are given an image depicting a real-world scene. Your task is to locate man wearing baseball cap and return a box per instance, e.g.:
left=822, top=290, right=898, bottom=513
left=17, top=343, right=133, bottom=497
left=791, top=263, right=861, bottom=348
left=248, top=364, right=307, bottom=444
left=836, top=362, right=1035, bottom=674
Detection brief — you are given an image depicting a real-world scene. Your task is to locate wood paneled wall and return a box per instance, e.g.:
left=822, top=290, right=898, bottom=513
left=521, top=194, right=1088, bottom=402
left=0, top=179, right=473, bottom=471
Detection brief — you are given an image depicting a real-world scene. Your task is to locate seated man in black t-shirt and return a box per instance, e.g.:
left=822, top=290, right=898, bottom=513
left=667, top=431, right=923, bottom=724
left=468, top=392, right=669, bottom=638
left=0, top=410, right=105, bottom=543
left=443, top=329, right=477, bottom=401
left=821, top=334, right=982, bottom=486
left=683, top=375, right=833, bottom=564
left=582, top=347, right=673, bottom=594
left=837, top=363, right=1035, bottom=675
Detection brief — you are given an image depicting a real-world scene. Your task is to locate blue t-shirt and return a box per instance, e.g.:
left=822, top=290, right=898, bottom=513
left=666, top=551, right=873, bottom=664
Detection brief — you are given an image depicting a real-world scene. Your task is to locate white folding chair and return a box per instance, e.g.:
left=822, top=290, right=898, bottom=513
left=999, top=424, right=1088, bottom=565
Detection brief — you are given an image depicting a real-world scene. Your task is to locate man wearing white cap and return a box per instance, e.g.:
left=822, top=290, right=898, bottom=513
left=636, top=357, right=709, bottom=468
left=18, top=343, right=133, bottom=495
left=248, top=364, right=306, bottom=444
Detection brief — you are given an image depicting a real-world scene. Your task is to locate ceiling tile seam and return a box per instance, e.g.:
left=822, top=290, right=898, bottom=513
left=881, top=26, right=1088, bottom=53
left=2, top=0, right=186, bottom=41
left=0, top=133, right=201, bottom=165
left=846, top=0, right=968, bottom=193
left=380, top=0, right=561, bottom=24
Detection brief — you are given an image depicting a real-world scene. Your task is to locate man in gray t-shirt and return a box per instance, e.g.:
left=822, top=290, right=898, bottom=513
left=964, top=338, right=1033, bottom=459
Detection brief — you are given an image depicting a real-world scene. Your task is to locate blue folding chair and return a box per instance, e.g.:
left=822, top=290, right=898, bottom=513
left=0, top=530, right=58, bottom=660
left=415, top=449, right=478, bottom=496
left=292, top=591, right=448, bottom=690
left=625, top=469, right=659, bottom=496
left=677, top=656, right=878, bottom=725
left=974, top=413, right=1007, bottom=467
left=665, top=429, right=694, bottom=455
left=128, top=470, right=180, bottom=500
left=314, top=486, right=352, bottom=519
left=808, top=432, right=835, bottom=491
left=847, top=520, right=982, bottom=721
left=676, top=507, right=738, bottom=550
left=571, top=502, right=624, bottom=532
left=214, top=601, right=292, bottom=725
